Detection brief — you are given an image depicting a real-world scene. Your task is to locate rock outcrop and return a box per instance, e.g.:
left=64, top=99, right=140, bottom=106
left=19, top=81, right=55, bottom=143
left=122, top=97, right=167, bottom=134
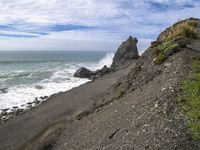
left=73, top=67, right=94, bottom=79
left=73, top=65, right=114, bottom=80
left=74, top=36, right=140, bottom=79
left=92, top=65, right=113, bottom=79
left=111, top=36, right=140, bottom=69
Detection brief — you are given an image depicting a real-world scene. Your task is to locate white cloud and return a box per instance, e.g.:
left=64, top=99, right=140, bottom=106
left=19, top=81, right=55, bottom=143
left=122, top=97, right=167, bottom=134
left=0, top=0, right=199, bottom=51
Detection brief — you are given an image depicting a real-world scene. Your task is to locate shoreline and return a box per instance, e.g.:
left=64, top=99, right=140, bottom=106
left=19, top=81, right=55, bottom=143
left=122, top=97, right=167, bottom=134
left=0, top=51, right=114, bottom=119
left=0, top=80, right=91, bottom=124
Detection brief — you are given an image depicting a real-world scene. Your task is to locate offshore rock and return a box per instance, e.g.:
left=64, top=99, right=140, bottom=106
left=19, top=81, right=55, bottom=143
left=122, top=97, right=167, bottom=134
left=111, top=36, right=140, bottom=69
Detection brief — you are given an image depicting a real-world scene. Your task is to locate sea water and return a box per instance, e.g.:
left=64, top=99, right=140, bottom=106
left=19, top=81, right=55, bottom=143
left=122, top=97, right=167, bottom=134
left=0, top=51, right=114, bottom=111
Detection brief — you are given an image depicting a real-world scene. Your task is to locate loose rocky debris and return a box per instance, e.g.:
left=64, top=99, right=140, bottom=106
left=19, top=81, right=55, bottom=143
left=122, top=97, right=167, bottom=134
left=0, top=96, right=49, bottom=124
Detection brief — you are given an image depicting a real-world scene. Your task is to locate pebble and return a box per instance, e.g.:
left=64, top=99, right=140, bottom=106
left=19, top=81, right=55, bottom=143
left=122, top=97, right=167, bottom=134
left=40, top=96, right=48, bottom=100
left=161, top=88, right=166, bottom=91
left=154, top=103, right=158, bottom=108
left=27, top=102, right=32, bottom=105
left=164, top=63, right=171, bottom=68
left=33, top=99, right=40, bottom=104
left=34, top=85, right=43, bottom=89
left=0, top=97, right=46, bottom=123
left=16, top=109, right=25, bottom=114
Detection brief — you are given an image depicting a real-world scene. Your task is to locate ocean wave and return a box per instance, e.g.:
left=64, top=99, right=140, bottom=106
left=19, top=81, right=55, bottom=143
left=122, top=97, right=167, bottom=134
left=97, top=53, right=114, bottom=68
left=0, top=60, right=66, bottom=65
left=0, top=72, right=30, bottom=79
left=0, top=52, right=114, bottom=110
left=78, top=52, right=114, bottom=71
left=0, top=71, right=52, bottom=80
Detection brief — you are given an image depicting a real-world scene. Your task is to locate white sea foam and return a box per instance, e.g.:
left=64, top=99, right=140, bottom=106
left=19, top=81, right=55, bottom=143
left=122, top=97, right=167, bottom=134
left=79, top=52, right=114, bottom=71
left=0, top=53, right=114, bottom=111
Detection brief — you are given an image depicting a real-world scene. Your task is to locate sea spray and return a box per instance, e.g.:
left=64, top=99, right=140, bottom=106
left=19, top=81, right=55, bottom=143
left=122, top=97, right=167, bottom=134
left=0, top=51, right=114, bottom=112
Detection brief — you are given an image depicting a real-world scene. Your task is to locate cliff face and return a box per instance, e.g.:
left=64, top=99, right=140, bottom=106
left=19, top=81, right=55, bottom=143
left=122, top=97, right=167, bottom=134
left=52, top=18, right=200, bottom=150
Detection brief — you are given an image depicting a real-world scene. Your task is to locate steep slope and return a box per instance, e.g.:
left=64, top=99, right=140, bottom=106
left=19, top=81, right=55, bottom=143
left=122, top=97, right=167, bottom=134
left=52, top=18, right=200, bottom=150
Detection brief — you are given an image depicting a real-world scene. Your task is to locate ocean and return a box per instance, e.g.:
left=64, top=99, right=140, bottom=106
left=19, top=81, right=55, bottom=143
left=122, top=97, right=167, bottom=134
left=0, top=51, right=114, bottom=112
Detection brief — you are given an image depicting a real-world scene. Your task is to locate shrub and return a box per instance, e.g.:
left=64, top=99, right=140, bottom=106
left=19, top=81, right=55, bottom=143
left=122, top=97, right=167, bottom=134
left=154, top=52, right=166, bottom=65
left=188, top=20, right=198, bottom=27
left=155, top=48, right=161, bottom=56
left=150, top=41, right=162, bottom=48
left=164, top=20, right=198, bottom=41
left=182, top=26, right=198, bottom=39
left=154, top=19, right=198, bottom=65
left=154, top=40, right=180, bottom=65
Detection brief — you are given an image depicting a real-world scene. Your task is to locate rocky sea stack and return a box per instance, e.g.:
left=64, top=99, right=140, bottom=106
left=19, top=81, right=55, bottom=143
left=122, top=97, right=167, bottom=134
left=74, top=36, right=140, bottom=79
left=111, top=36, right=140, bottom=69
left=1, top=18, right=200, bottom=150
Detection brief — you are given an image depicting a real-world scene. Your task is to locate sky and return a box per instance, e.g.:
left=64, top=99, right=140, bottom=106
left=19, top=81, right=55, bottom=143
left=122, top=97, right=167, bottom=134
left=0, top=0, right=199, bottom=52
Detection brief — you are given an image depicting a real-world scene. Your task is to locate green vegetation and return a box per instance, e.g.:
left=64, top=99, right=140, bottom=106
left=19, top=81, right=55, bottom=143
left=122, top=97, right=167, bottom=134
left=154, top=52, right=166, bottom=65
left=154, top=20, right=198, bottom=65
left=150, top=41, right=162, bottom=48
left=180, top=60, right=200, bottom=140
left=157, top=40, right=179, bottom=51
left=164, top=20, right=198, bottom=41
left=188, top=20, right=198, bottom=27
left=154, top=40, right=180, bottom=65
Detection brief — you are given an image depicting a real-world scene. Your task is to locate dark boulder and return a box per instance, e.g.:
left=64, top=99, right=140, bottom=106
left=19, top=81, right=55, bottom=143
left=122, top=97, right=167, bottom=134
left=111, top=36, right=140, bottom=69
left=73, top=65, right=114, bottom=80
left=92, top=65, right=114, bottom=79
left=34, top=85, right=43, bottom=90
left=97, top=65, right=111, bottom=76
left=73, top=67, right=94, bottom=78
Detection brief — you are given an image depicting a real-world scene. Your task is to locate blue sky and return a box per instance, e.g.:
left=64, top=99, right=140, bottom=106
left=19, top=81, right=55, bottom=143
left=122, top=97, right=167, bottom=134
left=0, top=0, right=199, bottom=52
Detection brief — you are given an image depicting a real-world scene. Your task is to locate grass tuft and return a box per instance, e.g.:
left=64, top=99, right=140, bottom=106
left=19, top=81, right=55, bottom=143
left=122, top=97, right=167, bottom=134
left=154, top=52, right=166, bottom=65
left=150, top=41, right=162, bottom=48
left=164, top=20, right=198, bottom=41
left=154, top=40, right=180, bottom=65
left=153, top=19, right=198, bottom=65
left=180, top=60, right=200, bottom=140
